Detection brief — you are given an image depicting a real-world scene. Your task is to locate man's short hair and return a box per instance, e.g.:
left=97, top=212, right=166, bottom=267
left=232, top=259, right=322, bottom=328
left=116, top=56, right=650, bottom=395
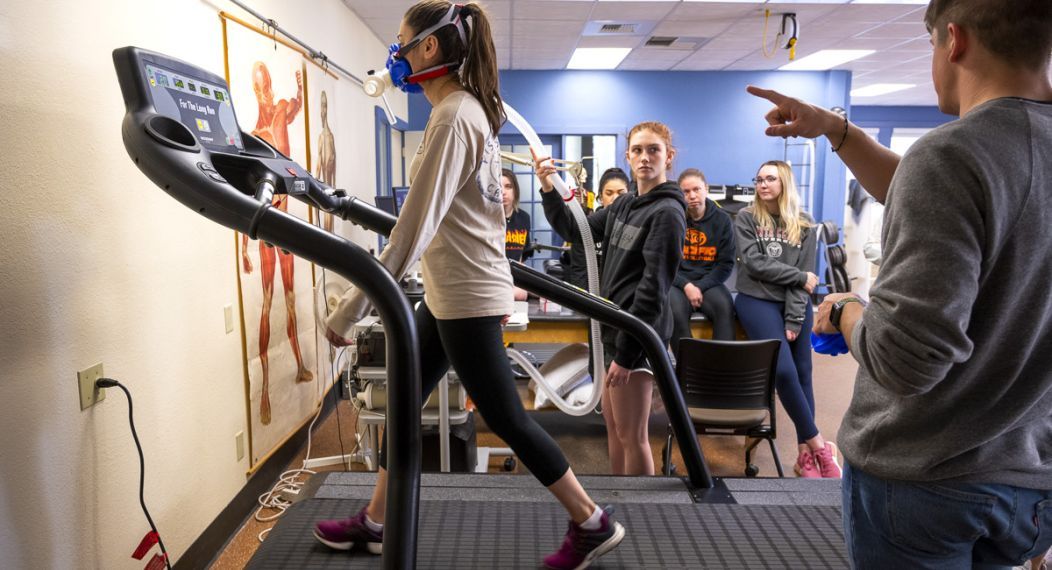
left=678, top=168, right=708, bottom=187
left=924, top=0, right=1052, bottom=70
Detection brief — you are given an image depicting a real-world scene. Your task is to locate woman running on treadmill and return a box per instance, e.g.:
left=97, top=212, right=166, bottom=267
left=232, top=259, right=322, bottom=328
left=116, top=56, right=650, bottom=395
left=312, top=3, right=624, bottom=568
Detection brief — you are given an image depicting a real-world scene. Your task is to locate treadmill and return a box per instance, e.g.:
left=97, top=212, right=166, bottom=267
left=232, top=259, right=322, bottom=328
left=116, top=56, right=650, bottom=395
left=113, top=47, right=846, bottom=569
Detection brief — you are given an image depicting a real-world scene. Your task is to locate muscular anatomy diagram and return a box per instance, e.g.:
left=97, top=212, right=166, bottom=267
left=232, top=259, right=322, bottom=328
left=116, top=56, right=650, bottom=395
left=314, top=90, right=336, bottom=232
left=241, top=61, right=314, bottom=425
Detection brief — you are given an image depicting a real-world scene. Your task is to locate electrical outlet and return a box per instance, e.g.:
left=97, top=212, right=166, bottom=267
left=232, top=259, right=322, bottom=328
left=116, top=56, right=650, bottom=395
left=78, top=363, right=106, bottom=410
left=224, top=304, right=234, bottom=334
left=235, top=431, right=245, bottom=461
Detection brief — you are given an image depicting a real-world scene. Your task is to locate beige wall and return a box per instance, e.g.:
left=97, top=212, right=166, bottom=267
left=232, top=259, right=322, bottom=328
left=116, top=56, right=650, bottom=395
left=0, top=0, right=405, bottom=567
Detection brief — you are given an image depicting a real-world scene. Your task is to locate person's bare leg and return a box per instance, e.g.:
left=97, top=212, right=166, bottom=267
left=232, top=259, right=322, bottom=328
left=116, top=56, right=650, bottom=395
left=600, top=382, right=625, bottom=474
left=609, top=371, right=655, bottom=475
left=546, top=467, right=598, bottom=524
left=365, top=467, right=389, bottom=522
left=258, top=242, right=277, bottom=425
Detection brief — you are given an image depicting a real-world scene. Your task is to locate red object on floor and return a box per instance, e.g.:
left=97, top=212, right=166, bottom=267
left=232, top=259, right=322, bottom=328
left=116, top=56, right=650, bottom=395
left=144, top=552, right=167, bottom=570
left=132, top=531, right=159, bottom=560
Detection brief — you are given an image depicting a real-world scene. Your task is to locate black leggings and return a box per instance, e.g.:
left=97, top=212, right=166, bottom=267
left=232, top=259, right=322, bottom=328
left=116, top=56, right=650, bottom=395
left=669, top=283, right=736, bottom=346
left=379, top=301, right=570, bottom=486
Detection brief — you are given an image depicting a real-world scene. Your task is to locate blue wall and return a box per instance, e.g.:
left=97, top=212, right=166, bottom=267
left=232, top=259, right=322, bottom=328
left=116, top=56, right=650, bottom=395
left=852, top=104, right=955, bottom=146
left=411, top=69, right=851, bottom=224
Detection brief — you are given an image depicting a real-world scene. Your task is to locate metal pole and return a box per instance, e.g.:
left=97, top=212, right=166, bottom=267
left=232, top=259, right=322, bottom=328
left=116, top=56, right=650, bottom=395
left=227, top=0, right=365, bottom=86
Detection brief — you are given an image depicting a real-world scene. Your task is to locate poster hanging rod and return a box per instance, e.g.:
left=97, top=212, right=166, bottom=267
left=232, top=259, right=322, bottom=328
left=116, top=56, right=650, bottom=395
left=228, top=0, right=364, bottom=87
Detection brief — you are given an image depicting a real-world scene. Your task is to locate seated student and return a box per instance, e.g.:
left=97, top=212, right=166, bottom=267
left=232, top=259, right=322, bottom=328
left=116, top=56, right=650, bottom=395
left=501, top=168, right=532, bottom=301
left=668, top=168, right=736, bottom=343
left=561, top=167, right=630, bottom=289
left=734, top=160, right=840, bottom=479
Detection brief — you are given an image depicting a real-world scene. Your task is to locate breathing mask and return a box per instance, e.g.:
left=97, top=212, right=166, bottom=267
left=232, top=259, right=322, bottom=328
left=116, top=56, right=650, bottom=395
left=362, top=4, right=467, bottom=97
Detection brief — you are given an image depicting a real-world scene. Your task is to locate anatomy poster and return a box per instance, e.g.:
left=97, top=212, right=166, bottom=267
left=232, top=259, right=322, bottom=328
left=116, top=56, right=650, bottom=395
left=225, top=21, right=320, bottom=466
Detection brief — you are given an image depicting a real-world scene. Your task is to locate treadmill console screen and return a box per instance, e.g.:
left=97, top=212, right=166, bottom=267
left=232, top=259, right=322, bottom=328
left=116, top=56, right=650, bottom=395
left=144, top=62, right=244, bottom=153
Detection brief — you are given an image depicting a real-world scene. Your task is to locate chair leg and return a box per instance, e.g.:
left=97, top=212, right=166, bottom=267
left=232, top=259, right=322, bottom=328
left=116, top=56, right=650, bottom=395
left=767, top=437, right=785, bottom=478
left=663, top=426, right=674, bottom=476
left=743, top=438, right=761, bottom=477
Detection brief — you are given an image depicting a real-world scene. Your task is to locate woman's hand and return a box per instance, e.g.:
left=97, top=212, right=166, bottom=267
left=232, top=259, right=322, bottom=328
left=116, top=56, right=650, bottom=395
left=785, top=329, right=798, bottom=342
left=606, top=361, right=631, bottom=388
left=325, top=327, right=354, bottom=347
left=530, top=148, right=556, bottom=193
left=803, top=271, right=819, bottom=294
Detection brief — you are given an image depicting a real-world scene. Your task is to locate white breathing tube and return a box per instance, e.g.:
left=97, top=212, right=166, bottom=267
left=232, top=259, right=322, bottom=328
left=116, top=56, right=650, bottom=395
left=503, top=103, right=605, bottom=416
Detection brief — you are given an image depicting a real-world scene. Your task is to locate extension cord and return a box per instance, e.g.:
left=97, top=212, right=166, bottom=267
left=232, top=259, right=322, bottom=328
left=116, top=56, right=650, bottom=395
left=278, top=486, right=305, bottom=504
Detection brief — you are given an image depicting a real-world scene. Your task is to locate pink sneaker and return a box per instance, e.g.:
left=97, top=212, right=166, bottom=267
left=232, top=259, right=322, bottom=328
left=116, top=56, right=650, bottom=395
left=814, top=442, right=843, bottom=478
left=794, top=449, right=821, bottom=478
left=543, top=507, right=625, bottom=570
left=313, top=507, right=383, bottom=554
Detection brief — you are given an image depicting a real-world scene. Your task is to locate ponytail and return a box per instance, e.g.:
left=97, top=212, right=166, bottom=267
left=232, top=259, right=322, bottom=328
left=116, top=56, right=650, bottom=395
left=459, top=3, right=506, bottom=136
left=405, top=1, right=506, bottom=136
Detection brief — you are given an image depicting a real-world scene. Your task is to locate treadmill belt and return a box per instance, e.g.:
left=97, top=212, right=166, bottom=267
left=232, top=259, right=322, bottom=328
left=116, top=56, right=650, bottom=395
left=247, top=498, right=847, bottom=569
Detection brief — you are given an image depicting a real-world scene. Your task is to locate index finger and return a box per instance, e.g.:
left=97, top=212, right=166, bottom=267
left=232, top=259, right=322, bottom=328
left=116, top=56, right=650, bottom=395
left=746, top=85, right=789, bottom=105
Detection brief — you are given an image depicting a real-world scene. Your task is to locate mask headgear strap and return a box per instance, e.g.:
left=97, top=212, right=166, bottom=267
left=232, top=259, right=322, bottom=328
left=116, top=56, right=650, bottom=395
left=397, top=3, right=467, bottom=59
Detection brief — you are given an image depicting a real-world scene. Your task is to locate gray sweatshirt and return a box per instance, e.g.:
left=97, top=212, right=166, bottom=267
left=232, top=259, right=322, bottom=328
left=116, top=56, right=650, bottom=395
left=841, top=97, right=1052, bottom=489
left=733, top=209, right=817, bottom=333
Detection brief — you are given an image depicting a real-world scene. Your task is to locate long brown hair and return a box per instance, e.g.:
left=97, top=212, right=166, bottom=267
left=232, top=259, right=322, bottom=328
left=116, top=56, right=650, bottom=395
left=404, top=1, right=506, bottom=135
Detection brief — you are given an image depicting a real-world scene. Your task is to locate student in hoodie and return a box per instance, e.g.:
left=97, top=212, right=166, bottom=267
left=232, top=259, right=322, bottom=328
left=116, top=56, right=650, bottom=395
left=562, top=167, right=631, bottom=290
left=668, top=168, right=736, bottom=344
left=535, top=122, right=686, bottom=476
left=734, top=160, right=840, bottom=479
left=502, top=168, right=532, bottom=301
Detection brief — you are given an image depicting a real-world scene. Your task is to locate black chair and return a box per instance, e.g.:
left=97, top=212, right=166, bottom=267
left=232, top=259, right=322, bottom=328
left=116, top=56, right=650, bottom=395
left=663, top=338, right=784, bottom=478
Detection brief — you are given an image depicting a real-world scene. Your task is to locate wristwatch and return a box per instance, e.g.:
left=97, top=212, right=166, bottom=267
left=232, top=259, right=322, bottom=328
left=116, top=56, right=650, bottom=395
left=830, top=297, right=865, bottom=332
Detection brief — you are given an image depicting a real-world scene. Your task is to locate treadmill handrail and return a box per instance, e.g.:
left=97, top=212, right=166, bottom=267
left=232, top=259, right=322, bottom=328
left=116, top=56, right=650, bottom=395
left=326, top=200, right=714, bottom=489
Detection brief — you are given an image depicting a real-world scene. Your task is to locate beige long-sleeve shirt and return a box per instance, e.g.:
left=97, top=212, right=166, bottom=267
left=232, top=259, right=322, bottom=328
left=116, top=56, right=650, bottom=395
left=327, top=90, right=513, bottom=335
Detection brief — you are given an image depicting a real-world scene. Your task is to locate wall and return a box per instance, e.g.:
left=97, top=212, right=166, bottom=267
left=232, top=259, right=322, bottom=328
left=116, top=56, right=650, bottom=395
left=410, top=69, right=851, bottom=224
left=0, top=0, right=404, bottom=567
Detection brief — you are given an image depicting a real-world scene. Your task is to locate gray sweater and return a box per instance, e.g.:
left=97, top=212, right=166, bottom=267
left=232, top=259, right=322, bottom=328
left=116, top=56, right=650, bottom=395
left=733, top=209, right=817, bottom=334
left=841, top=97, right=1052, bottom=489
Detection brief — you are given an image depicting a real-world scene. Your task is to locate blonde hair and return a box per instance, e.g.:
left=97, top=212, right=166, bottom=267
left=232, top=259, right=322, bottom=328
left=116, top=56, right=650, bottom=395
left=750, top=160, right=813, bottom=245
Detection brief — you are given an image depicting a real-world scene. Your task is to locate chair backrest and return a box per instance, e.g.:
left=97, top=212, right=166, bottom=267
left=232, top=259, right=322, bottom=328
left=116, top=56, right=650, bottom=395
left=675, top=338, right=781, bottom=411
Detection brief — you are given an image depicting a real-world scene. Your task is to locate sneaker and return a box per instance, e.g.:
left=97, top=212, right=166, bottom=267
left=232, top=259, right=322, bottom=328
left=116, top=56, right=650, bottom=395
left=794, top=449, right=821, bottom=478
left=313, top=507, right=383, bottom=554
left=814, top=442, right=843, bottom=479
left=543, top=507, right=625, bottom=570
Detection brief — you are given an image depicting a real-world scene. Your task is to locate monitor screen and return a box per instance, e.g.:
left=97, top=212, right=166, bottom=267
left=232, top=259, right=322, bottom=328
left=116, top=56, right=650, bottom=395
left=375, top=196, right=397, bottom=216
left=144, top=62, right=244, bottom=153
left=393, top=187, right=409, bottom=213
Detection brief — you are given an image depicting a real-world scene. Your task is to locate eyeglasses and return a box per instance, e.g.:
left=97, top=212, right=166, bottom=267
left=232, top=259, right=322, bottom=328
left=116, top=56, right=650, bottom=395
left=752, top=176, right=779, bottom=186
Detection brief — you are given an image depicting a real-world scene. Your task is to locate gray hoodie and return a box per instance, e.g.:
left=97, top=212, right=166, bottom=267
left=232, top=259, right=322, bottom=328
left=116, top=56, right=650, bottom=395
left=841, top=97, right=1052, bottom=489
left=733, top=208, right=817, bottom=333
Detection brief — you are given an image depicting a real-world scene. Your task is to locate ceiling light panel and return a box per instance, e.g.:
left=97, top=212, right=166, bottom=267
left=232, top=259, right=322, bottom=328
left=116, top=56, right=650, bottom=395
left=567, top=47, right=633, bottom=69
left=779, top=49, right=875, bottom=70
left=850, top=83, right=915, bottom=96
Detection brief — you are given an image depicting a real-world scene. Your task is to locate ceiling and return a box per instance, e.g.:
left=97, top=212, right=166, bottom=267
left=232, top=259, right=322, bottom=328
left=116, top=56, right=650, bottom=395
left=342, top=0, right=937, bottom=106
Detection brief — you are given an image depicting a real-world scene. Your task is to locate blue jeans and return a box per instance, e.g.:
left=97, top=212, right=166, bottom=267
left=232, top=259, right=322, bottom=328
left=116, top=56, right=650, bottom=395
left=734, top=293, right=817, bottom=444
left=843, top=462, right=1052, bottom=569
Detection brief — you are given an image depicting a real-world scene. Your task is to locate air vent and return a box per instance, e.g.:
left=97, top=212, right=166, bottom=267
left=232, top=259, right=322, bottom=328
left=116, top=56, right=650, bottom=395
left=644, top=36, right=710, bottom=51
left=600, top=23, right=637, bottom=34
left=646, top=36, right=678, bottom=47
